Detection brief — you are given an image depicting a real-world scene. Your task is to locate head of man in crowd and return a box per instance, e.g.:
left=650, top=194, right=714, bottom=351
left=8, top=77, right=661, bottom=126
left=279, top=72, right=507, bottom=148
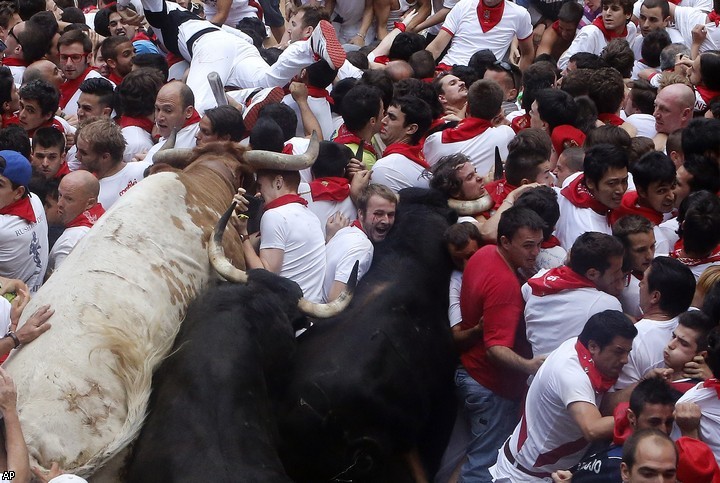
left=18, top=80, right=59, bottom=134
left=569, top=232, right=627, bottom=297
left=76, top=77, right=115, bottom=124
left=627, top=377, right=679, bottom=435
left=356, top=184, right=397, bottom=243
left=101, top=35, right=135, bottom=81
left=553, top=146, right=584, bottom=186
left=673, top=154, right=720, bottom=209
left=195, top=105, right=246, bottom=146
left=654, top=83, right=695, bottom=134
left=57, top=170, right=100, bottom=226
left=579, top=310, right=638, bottom=381
left=613, top=215, right=655, bottom=277
left=23, top=60, right=64, bottom=90
left=504, top=149, right=554, bottom=188
left=75, top=117, right=126, bottom=178
left=0, top=150, right=31, bottom=208
left=631, top=151, right=677, bottom=216
left=309, top=141, right=352, bottom=181
left=620, top=429, right=677, bottom=482
left=530, top=88, right=578, bottom=135
left=0, top=1, right=21, bottom=44
left=0, top=66, right=20, bottom=117
left=497, top=206, right=545, bottom=272
left=154, top=81, right=196, bottom=140
left=677, top=190, right=720, bottom=259
left=583, top=144, right=629, bottom=211
left=467, top=79, right=506, bottom=125
left=57, top=29, right=92, bottom=82
left=286, top=5, right=328, bottom=42
left=430, top=153, right=487, bottom=202
left=433, top=72, right=467, bottom=114
left=639, top=0, right=671, bottom=37
left=341, top=85, right=384, bottom=139
left=664, top=311, right=714, bottom=376
left=380, top=96, right=432, bottom=147
left=483, top=61, right=522, bottom=107
left=31, top=127, right=66, bottom=180
left=639, top=256, right=695, bottom=319
left=445, top=222, right=482, bottom=271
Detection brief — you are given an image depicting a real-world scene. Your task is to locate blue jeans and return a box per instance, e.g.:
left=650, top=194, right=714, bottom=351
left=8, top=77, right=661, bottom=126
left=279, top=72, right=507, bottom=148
left=456, top=368, right=520, bottom=483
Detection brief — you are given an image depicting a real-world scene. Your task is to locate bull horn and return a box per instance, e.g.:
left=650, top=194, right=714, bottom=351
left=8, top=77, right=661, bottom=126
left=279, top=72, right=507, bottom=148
left=159, top=128, right=178, bottom=150
left=208, top=72, right=228, bottom=107
left=151, top=148, right=195, bottom=167
left=245, top=131, right=319, bottom=170
left=297, top=260, right=358, bottom=318
left=448, top=194, right=494, bottom=215
left=208, top=202, right=248, bottom=283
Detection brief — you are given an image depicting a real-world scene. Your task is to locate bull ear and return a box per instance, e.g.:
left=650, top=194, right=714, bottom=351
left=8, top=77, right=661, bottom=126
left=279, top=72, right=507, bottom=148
left=208, top=202, right=248, bottom=283
left=297, top=260, right=357, bottom=318
left=244, top=131, right=319, bottom=170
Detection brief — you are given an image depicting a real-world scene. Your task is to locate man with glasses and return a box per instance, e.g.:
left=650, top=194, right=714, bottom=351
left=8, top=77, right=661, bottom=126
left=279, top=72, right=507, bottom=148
left=3, top=22, right=28, bottom=84
left=483, top=60, right=522, bottom=115
left=57, top=30, right=108, bottom=118
left=3, top=13, right=59, bottom=84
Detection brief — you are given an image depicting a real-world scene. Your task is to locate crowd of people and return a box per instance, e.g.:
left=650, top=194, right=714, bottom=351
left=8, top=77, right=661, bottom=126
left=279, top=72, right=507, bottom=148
left=0, top=0, right=718, bottom=480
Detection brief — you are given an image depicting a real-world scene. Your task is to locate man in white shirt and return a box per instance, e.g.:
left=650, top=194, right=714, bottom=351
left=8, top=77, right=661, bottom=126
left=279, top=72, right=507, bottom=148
left=523, top=232, right=625, bottom=357
left=612, top=215, right=656, bottom=318
left=653, top=83, right=694, bottom=151
left=75, top=117, right=149, bottom=209
left=615, top=257, right=695, bottom=389
left=145, top=81, right=202, bottom=163
left=57, top=30, right=108, bottom=118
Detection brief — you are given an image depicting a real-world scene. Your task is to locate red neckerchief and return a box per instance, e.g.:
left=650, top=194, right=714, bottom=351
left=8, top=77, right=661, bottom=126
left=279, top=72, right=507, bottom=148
left=382, top=142, right=430, bottom=169
left=59, top=67, right=91, bottom=109
left=631, top=269, right=644, bottom=281
left=591, top=15, right=628, bottom=41
left=421, top=77, right=435, bottom=84
left=528, top=265, right=597, bottom=296
left=263, top=193, right=308, bottom=211
left=118, top=115, right=154, bottom=134
left=709, top=11, right=720, bottom=26
left=53, top=161, right=71, bottom=179
left=2, top=57, right=28, bottom=67
left=373, top=55, right=390, bottom=65
left=671, top=239, right=720, bottom=266
left=598, top=112, right=625, bottom=127
left=0, top=197, right=36, bottom=223
left=108, top=71, right=124, bottom=85
left=132, top=31, right=152, bottom=42
left=26, top=118, right=64, bottom=139
left=561, top=173, right=611, bottom=216
left=697, top=84, right=720, bottom=104
left=667, top=0, right=680, bottom=4
left=476, top=0, right=505, bottom=33
left=306, top=85, right=334, bottom=105
left=282, top=143, right=294, bottom=154
left=82, top=5, right=97, bottom=13
left=485, top=178, right=517, bottom=210
left=2, top=114, right=19, bottom=129
left=575, top=339, right=617, bottom=393
left=541, top=235, right=561, bottom=249
left=166, top=52, right=184, bottom=67
left=612, top=402, right=632, bottom=445
left=333, top=124, right=377, bottom=157
left=350, top=219, right=365, bottom=233
left=608, top=191, right=663, bottom=225
left=511, top=113, right=530, bottom=133
left=703, top=378, right=720, bottom=398
left=182, top=108, right=201, bottom=128
left=308, top=176, right=350, bottom=201
left=552, top=20, right=561, bottom=33
left=65, top=203, right=105, bottom=228
left=441, top=117, right=493, bottom=143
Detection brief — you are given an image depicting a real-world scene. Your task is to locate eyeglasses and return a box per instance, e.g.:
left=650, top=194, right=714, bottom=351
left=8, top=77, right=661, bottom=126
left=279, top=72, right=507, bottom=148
left=494, top=60, right=517, bottom=89
left=7, top=27, right=19, bottom=46
left=60, top=53, right=87, bottom=63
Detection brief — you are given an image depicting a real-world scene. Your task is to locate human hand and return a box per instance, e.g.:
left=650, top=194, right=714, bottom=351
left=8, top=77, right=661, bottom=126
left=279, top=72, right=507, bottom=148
left=552, top=470, right=573, bottom=482
left=132, top=149, right=148, bottom=162
left=350, top=168, right=371, bottom=189
left=526, top=355, right=546, bottom=375
left=31, top=462, right=65, bottom=483
left=401, top=8, right=419, bottom=27
left=0, top=368, right=16, bottom=415
left=326, top=212, right=350, bottom=241
left=285, top=0, right=297, bottom=18
left=65, top=130, right=76, bottom=148
left=683, top=355, right=712, bottom=380
left=507, top=182, right=541, bottom=203
left=116, top=5, right=144, bottom=26
left=347, top=158, right=368, bottom=178
left=15, top=304, right=53, bottom=345
left=674, top=402, right=701, bottom=438
left=0, top=277, right=27, bottom=297
left=691, top=24, right=707, bottom=45
left=289, top=81, right=309, bottom=102
left=349, top=34, right=365, bottom=47
left=232, top=187, right=250, bottom=213
left=643, top=367, right=673, bottom=381
left=9, top=288, right=30, bottom=330
left=88, top=29, right=105, bottom=50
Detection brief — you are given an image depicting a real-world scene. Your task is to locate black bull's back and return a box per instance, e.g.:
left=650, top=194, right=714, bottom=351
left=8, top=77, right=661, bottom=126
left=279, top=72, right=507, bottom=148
left=277, top=188, right=460, bottom=482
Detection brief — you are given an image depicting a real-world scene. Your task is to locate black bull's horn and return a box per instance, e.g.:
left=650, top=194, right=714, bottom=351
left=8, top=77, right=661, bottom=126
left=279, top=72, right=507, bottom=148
left=208, top=202, right=357, bottom=318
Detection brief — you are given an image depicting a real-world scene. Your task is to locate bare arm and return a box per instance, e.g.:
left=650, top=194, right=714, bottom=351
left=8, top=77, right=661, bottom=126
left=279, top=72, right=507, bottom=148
left=0, top=369, right=30, bottom=483
left=209, top=0, right=232, bottom=25
left=350, top=0, right=376, bottom=46
left=290, top=82, right=323, bottom=139
left=373, top=0, right=393, bottom=40
left=451, top=323, right=483, bottom=352
left=487, top=345, right=545, bottom=375
left=404, top=0, right=431, bottom=32
left=414, top=6, right=450, bottom=32
left=535, top=25, right=559, bottom=58
left=426, top=29, right=452, bottom=60
left=479, top=184, right=540, bottom=244
left=568, top=401, right=614, bottom=442
left=518, top=35, right=535, bottom=72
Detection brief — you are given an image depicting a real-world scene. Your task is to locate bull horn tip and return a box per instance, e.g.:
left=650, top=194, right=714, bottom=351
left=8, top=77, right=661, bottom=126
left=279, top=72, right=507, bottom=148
left=347, top=260, right=359, bottom=291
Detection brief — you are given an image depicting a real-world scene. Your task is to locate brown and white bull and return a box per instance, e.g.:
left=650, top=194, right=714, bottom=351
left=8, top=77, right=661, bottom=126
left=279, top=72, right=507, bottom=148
left=3, top=136, right=328, bottom=478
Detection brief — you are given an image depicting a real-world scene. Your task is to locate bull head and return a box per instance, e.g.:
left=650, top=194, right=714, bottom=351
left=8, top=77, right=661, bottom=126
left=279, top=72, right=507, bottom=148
left=208, top=202, right=357, bottom=318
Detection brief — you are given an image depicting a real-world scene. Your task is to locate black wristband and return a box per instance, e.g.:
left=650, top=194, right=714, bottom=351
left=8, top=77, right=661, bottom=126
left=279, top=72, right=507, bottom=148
left=6, top=331, right=19, bottom=348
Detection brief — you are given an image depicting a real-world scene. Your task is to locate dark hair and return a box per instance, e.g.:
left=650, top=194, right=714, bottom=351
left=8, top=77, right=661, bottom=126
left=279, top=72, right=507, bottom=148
left=260, top=47, right=283, bottom=66
left=429, top=153, right=470, bottom=197
left=340, top=85, right=383, bottom=132
left=79, top=76, right=115, bottom=112
left=132, top=53, right=169, bottom=82
left=18, top=13, right=58, bottom=64
left=330, top=78, right=358, bottom=116
left=583, top=143, right=628, bottom=186
left=295, top=4, right=329, bottom=29
left=0, top=2, right=18, bottom=30
left=569, top=232, right=625, bottom=275
left=705, top=325, right=720, bottom=378
left=507, top=128, right=552, bottom=160
left=257, top=103, right=297, bottom=142
left=444, top=221, right=482, bottom=248
left=359, top=70, right=393, bottom=113
left=18, top=0, right=44, bottom=20
left=678, top=190, right=720, bottom=256
left=629, top=79, right=657, bottom=115
left=388, top=32, right=426, bottom=61
left=534, top=88, right=578, bottom=131
left=623, top=429, right=677, bottom=471
left=585, top=125, right=632, bottom=149
left=681, top=118, right=720, bottom=160
left=204, top=105, right=246, bottom=142
left=19, top=79, right=59, bottom=116
left=558, top=0, right=584, bottom=23
left=601, top=39, right=635, bottom=78
left=646, top=257, right=695, bottom=316
left=680, top=310, right=715, bottom=352
left=249, top=117, right=284, bottom=152
left=700, top=52, right=720, bottom=91
left=57, top=28, right=92, bottom=53
left=408, top=50, right=436, bottom=80
left=100, top=35, right=131, bottom=62
left=391, top=96, right=432, bottom=145
left=60, top=7, right=86, bottom=24
left=629, top=377, right=680, bottom=417
left=0, top=125, right=31, bottom=159
left=467, top=79, right=503, bottom=120
left=613, top=214, right=654, bottom=240
left=602, top=0, right=635, bottom=14
left=451, top=65, right=480, bottom=92
left=515, top=186, right=560, bottom=240
left=628, top=137, right=656, bottom=167
left=641, top=0, right=670, bottom=18
left=393, top=78, right=444, bottom=119
left=666, top=129, right=683, bottom=156
left=467, top=49, right=497, bottom=78
left=346, top=50, right=369, bottom=70
left=0, top=66, right=14, bottom=110
left=560, top=68, right=593, bottom=97
left=116, top=68, right=164, bottom=117
left=631, top=151, right=676, bottom=191
left=505, top=150, right=547, bottom=187
left=32, top=126, right=65, bottom=152
left=305, top=60, right=337, bottom=89
left=311, top=141, right=352, bottom=178
left=682, top=154, right=720, bottom=194
left=485, top=61, right=522, bottom=93
left=641, top=29, right=672, bottom=69
left=236, top=16, right=267, bottom=42
left=578, top=309, right=637, bottom=350
left=574, top=96, right=600, bottom=133
left=568, top=52, right=607, bottom=70
left=520, top=61, right=557, bottom=111
left=497, top=206, right=546, bottom=245
left=588, top=67, right=626, bottom=114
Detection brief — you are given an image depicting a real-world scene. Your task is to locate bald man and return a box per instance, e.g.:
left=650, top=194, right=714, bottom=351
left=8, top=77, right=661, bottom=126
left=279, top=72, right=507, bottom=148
left=384, top=60, right=414, bottom=82
left=144, top=81, right=201, bottom=164
left=23, top=60, right=64, bottom=90
left=653, top=83, right=695, bottom=151
left=620, top=429, right=677, bottom=482
left=47, top=170, right=105, bottom=274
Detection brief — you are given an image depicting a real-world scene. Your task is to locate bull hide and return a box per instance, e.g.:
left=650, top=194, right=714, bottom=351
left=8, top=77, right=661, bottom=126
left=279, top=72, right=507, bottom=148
left=125, top=270, right=300, bottom=482
left=278, top=188, right=459, bottom=482
left=4, top=160, right=246, bottom=477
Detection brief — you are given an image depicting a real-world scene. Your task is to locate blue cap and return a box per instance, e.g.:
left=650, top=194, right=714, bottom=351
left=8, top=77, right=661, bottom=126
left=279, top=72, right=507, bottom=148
left=0, top=150, right=31, bottom=187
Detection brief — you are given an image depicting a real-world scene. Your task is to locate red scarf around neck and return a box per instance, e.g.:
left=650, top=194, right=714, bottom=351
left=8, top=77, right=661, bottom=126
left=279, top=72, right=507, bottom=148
left=351, top=219, right=365, bottom=233
left=59, top=67, right=91, bottom=109
left=528, top=265, right=596, bottom=296
left=306, top=85, right=334, bottom=105
left=54, top=161, right=71, bottom=179
left=709, top=11, right=720, bottom=26
left=591, top=15, right=628, bottom=41
left=1, top=114, right=19, bottom=129
left=373, top=55, right=390, bottom=65
left=118, top=115, right=155, bottom=134
left=0, top=196, right=36, bottom=223
left=308, top=176, right=350, bottom=202
left=511, top=113, right=530, bottom=133
left=66, top=203, right=105, bottom=228
left=575, top=339, right=618, bottom=393
left=382, top=142, right=430, bottom=169
left=541, top=235, right=562, bottom=249
left=333, top=124, right=377, bottom=157
left=598, top=112, right=625, bottom=127
left=703, top=378, right=720, bottom=398
left=697, top=84, right=720, bottom=104
left=182, top=108, right=202, bottom=129
left=671, top=239, right=720, bottom=266
left=2, top=57, right=28, bottom=67
left=108, top=71, right=124, bottom=85
left=264, top=193, right=308, bottom=211
left=608, top=191, right=663, bottom=226
left=485, top=178, right=517, bottom=210
left=476, top=0, right=505, bottom=33
left=561, top=173, right=611, bottom=216
left=441, top=117, right=493, bottom=143
left=26, top=118, right=64, bottom=139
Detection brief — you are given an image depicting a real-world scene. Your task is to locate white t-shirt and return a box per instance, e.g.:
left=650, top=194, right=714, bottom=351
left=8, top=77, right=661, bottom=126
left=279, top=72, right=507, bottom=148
left=536, top=246, right=567, bottom=272
left=523, top=271, right=622, bottom=357
left=370, top=153, right=430, bottom=193
left=673, top=383, right=720, bottom=461
left=686, top=260, right=720, bottom=281
left=491, top=338, right=601, bottom=479
left=619, top=273, right=642, bottom=319
left=98, top=161, right=151, bottom=209
left=633, top=0, right=711, bottom=18
left=260, top=201, right=327, bottom=303
left=323, top=224, right=373, bottom=302
left=555, top=195, right=612, bottom=250
left=423, top=124, right=514, bottom=178
left=202, top=0, right=259, bottom=27
left=615, top=316, right=679, bottom=389
left=439, top=0, right=532, bottom=66
left=625, top=113, right=658, bottom=139
left=449, top=270, right=463, bottom=327
left=558, top=22, right=638, bottom=71
left=63, top=70, right=109, bottom=117
left=630, top=27, right=685, bottom=61
left=144, top=122, right=200, bottom=164
left=298, top=181, right=357, bottom=235
left=0, top=298, right=10, bottom=336
left=282, top=94, right=335, bottom=141
left=0, top=194, right=48, bottom=293
left=47, top=225, right=90, bottom=274
left=673, top=6, right=720, bottom=53
left=121, top=126, right=155, bottom=163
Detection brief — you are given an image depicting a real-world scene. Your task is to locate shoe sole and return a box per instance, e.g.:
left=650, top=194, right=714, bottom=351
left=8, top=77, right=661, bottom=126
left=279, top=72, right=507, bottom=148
left=243, top=87, right=285, bottom=133
left=319, top=20, right=346, bottom=70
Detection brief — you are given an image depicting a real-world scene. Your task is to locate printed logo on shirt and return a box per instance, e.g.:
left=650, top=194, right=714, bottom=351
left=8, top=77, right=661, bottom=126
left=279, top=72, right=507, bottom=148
left=119, top=179, right=139, bottom=197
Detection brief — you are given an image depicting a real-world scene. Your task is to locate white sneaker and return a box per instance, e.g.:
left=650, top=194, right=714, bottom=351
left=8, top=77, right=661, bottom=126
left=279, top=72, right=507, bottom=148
left=310, top=20, right=346, bottom=70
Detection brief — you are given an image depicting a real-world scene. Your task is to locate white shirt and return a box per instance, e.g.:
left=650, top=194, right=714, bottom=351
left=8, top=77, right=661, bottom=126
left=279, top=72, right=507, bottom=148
left=370, top=153, right=430, bottom=193
left=535, top=246, right=567, bottom=272
left=673, top=383, right=720, bottom=460
left=674, top=6, right=720, bottom=53
left=98, top=161, right=151, bottom=209
left=449, top=270, right=463, bottom=327
left=62, top=70, right=109, bottom=117
left=620, top=273, right=642, bottom=319
left=282, top=94, right=335, bottom=141
left=523, top=270, right=623, bottom=357
left=298, top=181, right=357, bottom=235
left=633, top=0, right=711, bottom=18
left=323, top=224, right=373, bottom=302
left=615, top=316, right=679, bottom=389
left=555, top=195, right=612, bottom=250
left=145, top=122, right=201, bottom=164
left=0, top=194, right=48, bottom=293
left=423, top=124, right=514, bottom=178
left=202, top=0, right=259, bottom=27
left=121, top=126, right=155, bottom=163
left=558, top=22, right=637, bottom=71
left=439, top=0, right=533, bottom=66
left=260, top=201, right=327, bottom=303
left=625, top=113, right=658, bottom=139
left=47, top=225, right=90, bottom=274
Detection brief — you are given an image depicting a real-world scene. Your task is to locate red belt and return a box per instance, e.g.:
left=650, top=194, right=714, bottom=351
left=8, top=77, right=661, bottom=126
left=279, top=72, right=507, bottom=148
left=503, top=441, right=552, bottom=479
